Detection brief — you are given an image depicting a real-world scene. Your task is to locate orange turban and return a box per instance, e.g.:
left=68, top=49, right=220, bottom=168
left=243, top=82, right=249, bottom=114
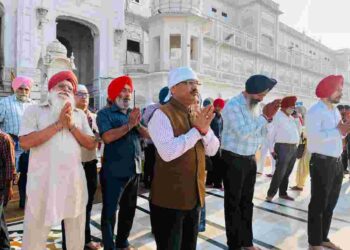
left=281, top=96, right=297, bottom=109
left=107, top=76, right=134, bottom=102
left=315, top=75, right=344, bottom=98
left=213, top=98, right=225, bottom=109
left=48, top=71, right=78, bottom=93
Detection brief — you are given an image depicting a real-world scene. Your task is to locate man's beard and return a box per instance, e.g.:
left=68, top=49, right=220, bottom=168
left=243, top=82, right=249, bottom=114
left=329, top=96, right=341, bottom=104
left=247, top=98, right=260, bottom=113
left=16, top=94, right=29, bottom=102
left=115, top=97, right=131, bottom=110
left=48, top=91, right=75, bottom=120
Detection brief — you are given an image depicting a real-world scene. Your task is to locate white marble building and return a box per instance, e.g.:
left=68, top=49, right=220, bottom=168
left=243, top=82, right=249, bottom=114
left=0, top=0, right=350, bottom=108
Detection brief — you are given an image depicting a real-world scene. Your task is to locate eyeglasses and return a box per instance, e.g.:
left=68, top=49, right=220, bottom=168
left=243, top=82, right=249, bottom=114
left=75, top=92, right=90, bottom=98
left=180, top=80, right=202, bottom=87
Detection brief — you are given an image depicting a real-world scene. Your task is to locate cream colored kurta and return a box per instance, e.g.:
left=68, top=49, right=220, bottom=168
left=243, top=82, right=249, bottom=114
left=19, top=102, right=93, bottom=226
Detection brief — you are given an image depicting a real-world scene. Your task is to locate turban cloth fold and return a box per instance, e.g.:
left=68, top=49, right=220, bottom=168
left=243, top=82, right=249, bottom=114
left=48, top=71, right=78, bottom=93
left=107, top=75, right=134, bottom=102
left=213, top=98, right=225, bottom=109
left=12, top=76, right=33, bottom=91
left=158, top=86, right=169, bottom=105
left=315, top=75, right=344, bottom=98
left=245, top=75, right=277, bottom=94
left=203, top=98, right=212, bottom=107
left=281, top=96, right=297, bottom=109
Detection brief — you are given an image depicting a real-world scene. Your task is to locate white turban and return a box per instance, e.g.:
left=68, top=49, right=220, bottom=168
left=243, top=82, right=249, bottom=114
left=164, top=67, right=199, bottom=102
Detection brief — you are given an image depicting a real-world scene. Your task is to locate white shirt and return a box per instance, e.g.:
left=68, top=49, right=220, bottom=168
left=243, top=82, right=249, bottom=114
left=269, top=111, right=300, bottom=151
left=81, top=111, right=98, bottom=163
left=306, top=101, right=342, bottom=158
left=262, top=122, right=274, bottom=150
left=19, top=102, right=93, bottom=226
left=148, top=109, right=219, bottom=162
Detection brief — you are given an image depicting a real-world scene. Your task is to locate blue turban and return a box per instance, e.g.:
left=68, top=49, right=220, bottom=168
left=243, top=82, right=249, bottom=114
left=203, top=98, right=212, bottom=107
left=159, top=86, right=170, bottom=104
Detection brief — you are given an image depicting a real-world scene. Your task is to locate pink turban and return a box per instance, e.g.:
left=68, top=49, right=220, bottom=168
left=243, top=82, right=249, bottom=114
left=12, top=76, right=33, bottom=91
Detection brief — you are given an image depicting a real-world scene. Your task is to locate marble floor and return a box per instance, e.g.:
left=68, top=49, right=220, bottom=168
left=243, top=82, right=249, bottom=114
left=7, top=170, right=350, bottom=250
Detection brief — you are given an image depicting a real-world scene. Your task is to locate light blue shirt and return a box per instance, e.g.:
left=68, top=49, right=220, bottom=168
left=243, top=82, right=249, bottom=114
left=221, top=93, right=268, bottom=156
left=306, top=101, right=342, bottom=158
left=0, top=95, right=33, bottom=135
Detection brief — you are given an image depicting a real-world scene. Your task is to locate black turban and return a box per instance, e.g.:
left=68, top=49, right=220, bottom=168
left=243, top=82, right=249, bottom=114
left=245, top=75, right=277, bottom=94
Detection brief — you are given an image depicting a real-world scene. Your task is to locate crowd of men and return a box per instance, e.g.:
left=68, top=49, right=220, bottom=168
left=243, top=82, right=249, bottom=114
left=0, top=66, right=347, bottom=250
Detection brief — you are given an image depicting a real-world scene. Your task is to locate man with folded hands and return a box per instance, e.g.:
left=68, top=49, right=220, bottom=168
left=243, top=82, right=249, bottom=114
left=221, top=74, right=280, bottom=250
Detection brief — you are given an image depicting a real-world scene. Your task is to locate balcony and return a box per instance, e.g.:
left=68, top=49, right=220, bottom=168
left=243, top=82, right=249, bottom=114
left=204, top=20, right=257, bottom=53
left=258, top=44, right=274, bottom=58
left=151, top=0, right=202, bottom=16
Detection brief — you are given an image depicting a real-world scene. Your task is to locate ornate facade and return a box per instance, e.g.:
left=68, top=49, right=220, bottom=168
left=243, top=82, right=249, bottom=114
left=1, top=0, right=349, bottom=108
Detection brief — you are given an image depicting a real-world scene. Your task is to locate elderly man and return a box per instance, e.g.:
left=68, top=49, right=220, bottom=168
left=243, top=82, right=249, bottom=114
left=61, top=84, right=101, bottom=250
left=221, top=75, right=280, bottom=250
left=0, top=76, right=33, bottom=207
left=306, top=75, right=348, bottom=250
left=266, top=96, right=300, bottom=202
left=19, top=71, right=96, bottom=250
left=0, top=76, right=34, bottom=159
left=0, top=129, right=15, bottom=250
left=148, top=67, right=220, bottom=250
left=97, top=75, right=148, bottom=250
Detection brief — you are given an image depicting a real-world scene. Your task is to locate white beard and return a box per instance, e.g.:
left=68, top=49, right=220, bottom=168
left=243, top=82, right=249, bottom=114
left=48, top=91, right=76, bottom=121
left=115, top=97, right=131, bottom=110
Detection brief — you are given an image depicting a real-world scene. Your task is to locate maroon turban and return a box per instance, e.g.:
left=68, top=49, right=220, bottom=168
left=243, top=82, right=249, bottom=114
left=108, top=76, right=134, bottom=102
left=315, top=75, right=344, bottom=98
left=213, top=98, right=225, bottom=109
left=48, top=71, right=78, bottom=93
left=281, top=96, right=297, bottom=109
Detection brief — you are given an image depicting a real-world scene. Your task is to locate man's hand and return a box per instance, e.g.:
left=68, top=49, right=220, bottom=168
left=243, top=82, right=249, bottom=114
left=128, top=108, right=141, bottom=129
left=192, top=105, right=215, bottom=135
left=271, top=152, right=277, bottom=160
left=4, top=182, right=13, bottom=206
left=59, top=102, right=72, bottom=129
left=263, top=99, right=281, bottom=120
left=12, top=173, right=19, bottom=185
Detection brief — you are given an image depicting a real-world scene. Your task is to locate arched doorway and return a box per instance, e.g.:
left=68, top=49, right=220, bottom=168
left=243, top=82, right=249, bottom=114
left=56, top=18, right=98, bottom=107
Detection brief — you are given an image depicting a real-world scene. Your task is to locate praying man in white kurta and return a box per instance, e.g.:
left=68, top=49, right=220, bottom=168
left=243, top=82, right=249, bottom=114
left=19, top=71, right=97, bottom=250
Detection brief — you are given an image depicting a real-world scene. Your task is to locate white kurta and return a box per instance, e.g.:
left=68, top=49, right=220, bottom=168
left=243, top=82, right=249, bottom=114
left=19, top=103, right=93, bottom=226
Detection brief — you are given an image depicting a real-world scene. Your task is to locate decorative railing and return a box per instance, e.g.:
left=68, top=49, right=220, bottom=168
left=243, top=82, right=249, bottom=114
left=151, top=0, right=202, bottom=16
left=203, top=20, right=257, bottom=53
